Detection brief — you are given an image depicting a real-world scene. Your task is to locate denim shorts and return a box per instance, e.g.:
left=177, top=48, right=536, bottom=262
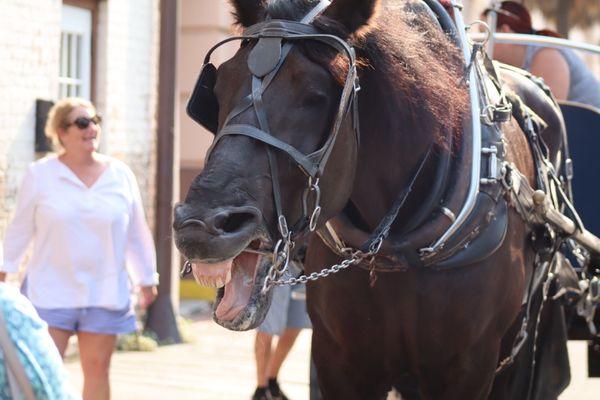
left=258, top=283, right=311, bottom=336
left=35, top=306, right=137, bottom=335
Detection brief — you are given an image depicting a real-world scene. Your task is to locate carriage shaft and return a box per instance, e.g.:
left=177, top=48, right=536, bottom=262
left=532, top=190, right=600, bottom=256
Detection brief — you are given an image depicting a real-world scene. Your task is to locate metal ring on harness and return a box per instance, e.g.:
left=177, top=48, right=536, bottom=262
left=440, top=207, right=457, bottom=222
left=277, top=215, right=289, bottom=238
left=480, top=104, right=496, bottom=126
left=466, top=20, right=491, bottom=47
left=500, top=163, right=513, bottom=190
left=304, top=178, right=322, bottom=231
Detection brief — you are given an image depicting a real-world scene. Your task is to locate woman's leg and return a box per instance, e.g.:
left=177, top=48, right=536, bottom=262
left=267, top=328, right=301, bottom=378
left=77, top=331, right=117, bottom=400
left=48, top=327, right=72, bottom=358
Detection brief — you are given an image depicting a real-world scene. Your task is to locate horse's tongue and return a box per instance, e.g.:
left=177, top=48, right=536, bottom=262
left=215, top=252, right=259, bottom=321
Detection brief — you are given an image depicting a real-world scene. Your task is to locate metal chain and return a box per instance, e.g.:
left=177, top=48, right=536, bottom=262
left=267, top=249, right=373, bottom=287
left=264, top=235, right=385, bottom=290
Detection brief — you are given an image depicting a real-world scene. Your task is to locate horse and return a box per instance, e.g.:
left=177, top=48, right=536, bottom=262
left=173, top=0, right=571, bottom=398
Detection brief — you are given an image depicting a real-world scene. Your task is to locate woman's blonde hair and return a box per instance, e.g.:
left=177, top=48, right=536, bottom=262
left=44, top=97, right=97, bottom=150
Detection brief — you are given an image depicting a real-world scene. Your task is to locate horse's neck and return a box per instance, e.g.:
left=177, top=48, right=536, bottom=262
left=349, top=69, right=438, bottom=232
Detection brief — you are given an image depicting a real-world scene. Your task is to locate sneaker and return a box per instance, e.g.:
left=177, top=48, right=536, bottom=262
left=268, top=379, right=290, bottom=400
left=252, top=387, right=272, bottom=400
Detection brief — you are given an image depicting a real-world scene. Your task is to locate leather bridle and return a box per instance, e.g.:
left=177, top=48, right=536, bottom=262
left=188, top=0, right=361, bottom=281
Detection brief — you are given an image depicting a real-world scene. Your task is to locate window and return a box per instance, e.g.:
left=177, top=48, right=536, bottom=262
left=59, top=5, right=92, bottom=99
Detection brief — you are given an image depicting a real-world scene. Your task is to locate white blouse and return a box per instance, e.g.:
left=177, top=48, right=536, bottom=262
left=1, top=155, right=158, bottom=310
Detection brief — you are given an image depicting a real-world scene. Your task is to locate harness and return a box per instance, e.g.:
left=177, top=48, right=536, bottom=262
left=184, top=0, right=600, bottom=387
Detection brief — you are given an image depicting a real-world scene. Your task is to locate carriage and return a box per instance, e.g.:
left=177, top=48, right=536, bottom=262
left=173, top=0, right=600, bottom=398
left=483, top=7, right=600, bottom=380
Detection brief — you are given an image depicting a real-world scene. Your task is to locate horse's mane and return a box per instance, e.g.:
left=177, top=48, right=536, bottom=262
left=254, top=0, right=469, bottom=142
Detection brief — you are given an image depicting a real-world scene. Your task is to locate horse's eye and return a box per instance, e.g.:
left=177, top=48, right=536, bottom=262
left=240, top=39, right=251, bottom=48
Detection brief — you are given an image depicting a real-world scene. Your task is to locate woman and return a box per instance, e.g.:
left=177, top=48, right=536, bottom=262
left=0, top=97, right=158, bottom=400
left=484, top=1, right=600, bottom=109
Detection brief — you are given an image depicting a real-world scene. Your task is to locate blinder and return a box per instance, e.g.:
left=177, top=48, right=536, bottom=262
left=187, top=63, right=219, bottom=134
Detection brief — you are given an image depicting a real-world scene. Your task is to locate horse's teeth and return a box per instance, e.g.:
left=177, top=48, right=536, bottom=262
left=215, top=276, right=225, bottom=288
left=225, top=270, right=232, bottom=284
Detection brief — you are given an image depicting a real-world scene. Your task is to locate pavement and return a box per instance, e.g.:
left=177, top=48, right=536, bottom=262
left=63, top=300, right=600, bottom=400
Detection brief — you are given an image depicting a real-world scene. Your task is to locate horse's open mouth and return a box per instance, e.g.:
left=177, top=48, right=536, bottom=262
left=190, top=241, right=273, bottom=330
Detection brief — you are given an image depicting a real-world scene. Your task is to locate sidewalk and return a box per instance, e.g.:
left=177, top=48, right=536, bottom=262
left=65, top=301, right=310, bottom=400
left=64, top=301, right=599, bottom=400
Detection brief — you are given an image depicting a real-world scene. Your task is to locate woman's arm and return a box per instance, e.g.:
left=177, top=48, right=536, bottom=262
left=530, top=48, right=570, bottom=101
left=1, top=166, right=38, bottom=277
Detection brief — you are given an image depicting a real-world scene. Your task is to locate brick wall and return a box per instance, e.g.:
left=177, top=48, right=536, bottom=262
left=0, top=0, right=61, bottom=237
left=0, top=0, right=159, bottom=243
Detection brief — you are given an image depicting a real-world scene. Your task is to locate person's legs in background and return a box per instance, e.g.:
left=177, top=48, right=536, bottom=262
left=266, top=283, right=312, bottom=400
left=254, top=330, right=275, bottom=399
left=78, top=331, right=117, bottom=400
left=253, top=281, right=311, bottom=400
left=48, top=327, right=73, bottom=358
left=265, top=328, right=301, bottom=400
left=36, top=307, right=78, bottom=358
left=76, top=306, right=134, bottom=400
left=253, top=284, right=290, bottom=400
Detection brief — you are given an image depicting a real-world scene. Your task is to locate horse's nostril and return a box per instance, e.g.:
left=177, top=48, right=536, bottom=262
left=215, top=211, right=257, bottom=234
left=179, top=219, right=208, bottom=230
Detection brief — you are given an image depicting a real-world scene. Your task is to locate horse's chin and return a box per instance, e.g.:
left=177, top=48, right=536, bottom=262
left=191, top=252, right=272, bottom=331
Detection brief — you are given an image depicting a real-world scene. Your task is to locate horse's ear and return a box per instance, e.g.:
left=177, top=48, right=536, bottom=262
left=323, top=0, right=380, bottom=34
left=229, top=0, right=266, bottom=27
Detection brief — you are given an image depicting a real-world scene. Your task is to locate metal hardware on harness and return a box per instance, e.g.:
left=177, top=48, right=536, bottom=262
left=466, top=21, right=491, bottom=47
left=480, top=145, right=499, bottom=185
left=266, top=226, right=389, bottom=288
left=481, top=103, right=512, bottom=125
left=277, top=215, right=289, bottom=238
left=565, top=158, right=574, bottom=181
left=302, top=177, right=322, bottom=232
left=180, top=260, right=193, bottom=278
left=577, top=276, right=600, bottom=335
left=500, top=162, right=513, bottom=190
left=440, top=207, right=456, bottom=222
left=262, top=232, right=294, bottom=293
left=421, top=4, right=483, bottom=257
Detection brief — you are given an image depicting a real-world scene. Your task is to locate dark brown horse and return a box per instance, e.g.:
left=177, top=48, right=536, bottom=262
left=173, top=0, right=570, bottom=398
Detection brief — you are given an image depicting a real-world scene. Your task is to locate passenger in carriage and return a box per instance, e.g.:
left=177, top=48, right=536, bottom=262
left=483, top=1, right=600, bottom=110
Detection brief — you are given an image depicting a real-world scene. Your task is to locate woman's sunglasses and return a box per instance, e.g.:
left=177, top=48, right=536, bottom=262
left=65, top=115, right=102, bottom=130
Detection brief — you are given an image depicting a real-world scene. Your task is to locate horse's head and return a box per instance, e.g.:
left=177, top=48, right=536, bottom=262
left=173, top=0, right=378, bottom=330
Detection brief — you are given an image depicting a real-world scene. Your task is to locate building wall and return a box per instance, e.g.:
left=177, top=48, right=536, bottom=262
left=0, top=0, right=159, bottom=247
left=179, top=0, right=235, bottom=170
left=95, top=0, right=160, bottom=230
left=0, top=0, right=61, bottom=236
